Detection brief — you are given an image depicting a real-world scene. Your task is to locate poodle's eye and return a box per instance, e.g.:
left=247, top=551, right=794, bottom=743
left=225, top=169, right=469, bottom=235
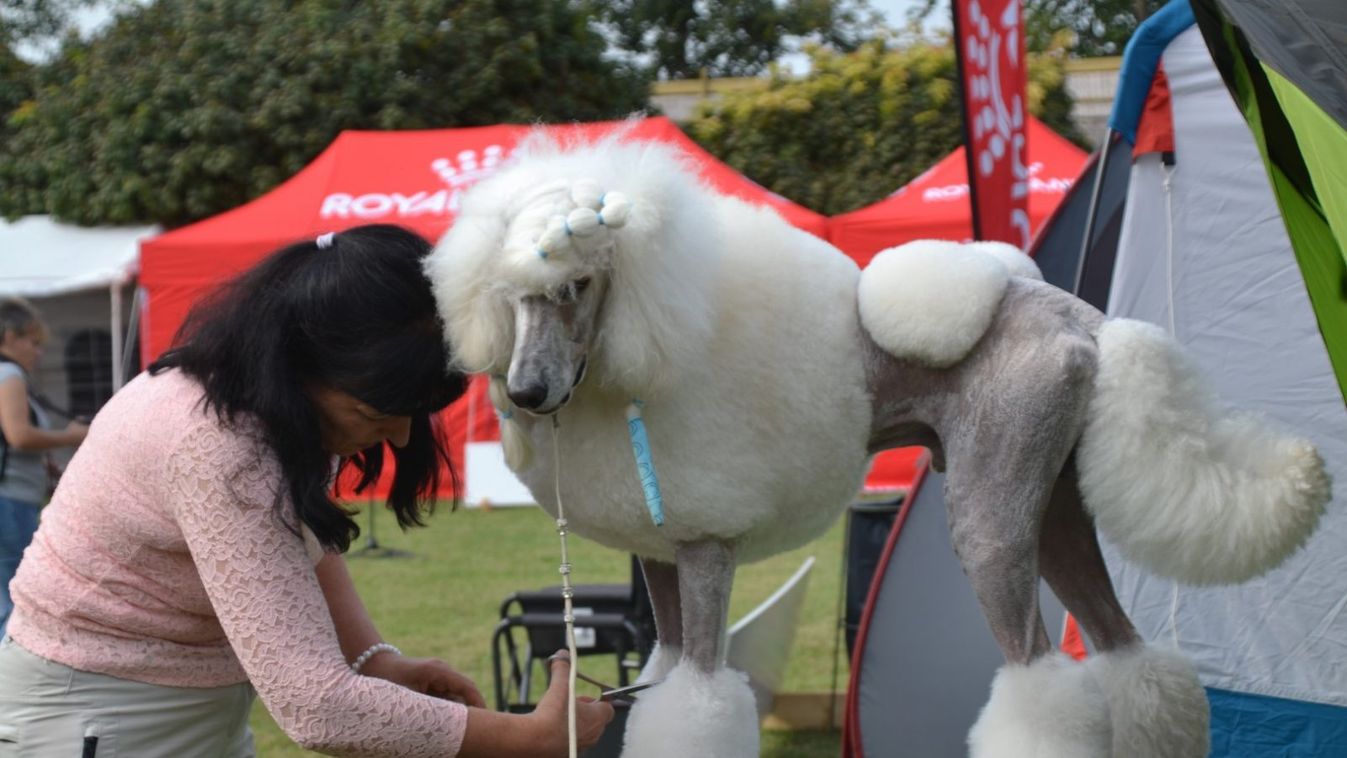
left=552, top=277, right=591, bottom=305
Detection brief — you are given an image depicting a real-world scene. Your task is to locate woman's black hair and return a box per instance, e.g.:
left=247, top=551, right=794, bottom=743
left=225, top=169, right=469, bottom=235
left=150, top=224, right=466, bottom=552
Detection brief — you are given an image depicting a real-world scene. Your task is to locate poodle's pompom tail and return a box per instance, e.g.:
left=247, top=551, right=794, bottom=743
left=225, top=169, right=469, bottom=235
left=1077, top=319, right=1330, bottom=584
left=488, top=375, right=533, bottom=471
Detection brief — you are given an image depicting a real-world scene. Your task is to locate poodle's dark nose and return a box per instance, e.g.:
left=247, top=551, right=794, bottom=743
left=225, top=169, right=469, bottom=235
left=508, top=382, right=549, bottom=411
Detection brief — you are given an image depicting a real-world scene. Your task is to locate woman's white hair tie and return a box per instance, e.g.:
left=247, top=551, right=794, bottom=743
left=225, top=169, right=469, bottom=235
left=316, top=232, right=336, bottom=249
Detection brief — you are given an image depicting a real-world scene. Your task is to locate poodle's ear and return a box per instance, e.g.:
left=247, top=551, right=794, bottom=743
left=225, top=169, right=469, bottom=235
left=426, top=198, right=516, bottom=375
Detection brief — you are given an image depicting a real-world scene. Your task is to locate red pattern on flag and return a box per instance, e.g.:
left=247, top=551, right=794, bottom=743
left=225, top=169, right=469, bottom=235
left=952, top=0, right=1030, bottom=246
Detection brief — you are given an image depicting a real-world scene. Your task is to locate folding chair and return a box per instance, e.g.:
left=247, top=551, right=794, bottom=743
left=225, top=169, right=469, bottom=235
left=491, top=554, right=656, bottom=711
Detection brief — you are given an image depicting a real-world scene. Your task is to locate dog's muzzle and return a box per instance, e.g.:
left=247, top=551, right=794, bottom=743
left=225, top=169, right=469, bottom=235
left=519, top=357, right=588, bottom=416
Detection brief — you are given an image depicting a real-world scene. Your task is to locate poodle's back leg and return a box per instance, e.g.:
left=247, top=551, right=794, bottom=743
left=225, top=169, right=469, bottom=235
left=952, top=419, right=1115, bottom=755
left=1038, top=466, right=1141, bottom=652
left=1040, top=469, right=1211, bottom=758
left=944, top=360, right=1094, bottom=660
left=945, top=461, right=1055, bottom=663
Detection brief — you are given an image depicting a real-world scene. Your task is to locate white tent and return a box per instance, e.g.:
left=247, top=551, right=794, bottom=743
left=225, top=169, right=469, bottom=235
left=1100, top=6, right=1347, bottom=752
left=0, top=215, right=159, bottom=416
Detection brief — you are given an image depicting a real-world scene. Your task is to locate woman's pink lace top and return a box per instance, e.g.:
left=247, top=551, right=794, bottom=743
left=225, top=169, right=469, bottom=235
left=8, top=370, right=468, bottom=756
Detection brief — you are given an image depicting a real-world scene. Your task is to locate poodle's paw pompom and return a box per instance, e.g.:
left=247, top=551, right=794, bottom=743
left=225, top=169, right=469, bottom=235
left=968, top=653, right=1111, bottom=758
left=621, top=663, right=758, bottom=758
left=1086, top=644, right=1209, bottom=758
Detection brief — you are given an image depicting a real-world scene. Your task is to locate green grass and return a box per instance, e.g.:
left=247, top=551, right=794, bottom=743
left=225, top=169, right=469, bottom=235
left=249, top=503, right=849, bottom=756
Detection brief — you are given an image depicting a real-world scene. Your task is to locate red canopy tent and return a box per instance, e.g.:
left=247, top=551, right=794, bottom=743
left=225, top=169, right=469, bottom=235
left=833, top=117, right=1088, bottom=494
left=829, top=117, right=1087, bottom=269
left=137, top=116, right=830, bottom=498
left=140, top=116, right=827, bottom=358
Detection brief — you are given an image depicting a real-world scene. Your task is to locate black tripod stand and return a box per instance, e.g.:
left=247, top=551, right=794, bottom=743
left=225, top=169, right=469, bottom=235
left=349, top=497, right=414, bottom=559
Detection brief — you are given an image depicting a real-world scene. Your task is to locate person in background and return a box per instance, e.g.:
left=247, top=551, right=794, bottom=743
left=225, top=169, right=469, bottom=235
left=0, top=297, right=88, bottom=635
left=0, top=226, right=611, bottom=756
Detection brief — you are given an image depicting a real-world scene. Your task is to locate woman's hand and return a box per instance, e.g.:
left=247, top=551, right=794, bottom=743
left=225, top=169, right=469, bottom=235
left=528, top=651, right=615, bottom=753
left=360, top=653, right=486, bottom=708
left=456, top=651, right=615, bottom=757
left=64, top=420, right=89, bottom=444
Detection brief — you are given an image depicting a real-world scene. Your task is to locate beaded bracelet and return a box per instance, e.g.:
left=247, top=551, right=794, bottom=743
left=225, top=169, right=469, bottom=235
left=351, top=642, right=401, bottom=674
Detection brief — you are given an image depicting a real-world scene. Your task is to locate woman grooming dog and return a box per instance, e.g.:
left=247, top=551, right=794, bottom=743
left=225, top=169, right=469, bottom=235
left=0, top=225, right=611, bottom=756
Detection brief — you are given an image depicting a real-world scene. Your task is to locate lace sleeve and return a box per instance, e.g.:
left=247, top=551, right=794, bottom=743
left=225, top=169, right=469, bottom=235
left=167, top=422, right=467, bottom=757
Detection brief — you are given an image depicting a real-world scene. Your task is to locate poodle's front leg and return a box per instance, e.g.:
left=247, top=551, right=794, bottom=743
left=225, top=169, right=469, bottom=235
left=636, top=557, right=681, bottom=682
left=674, top=540, right=734, bottom=672
left=622, top=539, right=759, bottom=758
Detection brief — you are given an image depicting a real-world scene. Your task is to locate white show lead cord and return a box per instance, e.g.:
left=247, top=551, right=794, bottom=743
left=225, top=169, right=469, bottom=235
left=550, top=417, right=580, bottom=758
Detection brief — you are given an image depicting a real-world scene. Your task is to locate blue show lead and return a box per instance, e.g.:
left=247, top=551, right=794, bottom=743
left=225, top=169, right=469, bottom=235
left=625, top=400, right=665, bottom=526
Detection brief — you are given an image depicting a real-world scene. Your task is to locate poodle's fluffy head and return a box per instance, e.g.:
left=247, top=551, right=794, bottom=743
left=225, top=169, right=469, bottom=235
left=425, top=126, right=720, bottom=411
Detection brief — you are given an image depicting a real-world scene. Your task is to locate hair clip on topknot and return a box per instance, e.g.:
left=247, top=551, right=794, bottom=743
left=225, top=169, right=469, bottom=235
left=598, top=192, right=632, bottom=228
left=531, top=188, right=632, bottom=261
left=571, top=180, right=605, bottom=211
left=536, top=215, right=569, bottom=258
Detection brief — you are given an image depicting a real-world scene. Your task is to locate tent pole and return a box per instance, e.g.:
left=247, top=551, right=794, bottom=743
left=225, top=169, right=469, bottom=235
left=120, top=287, right=143, bottom=386
left=464, top=376, right=477, bottom=507
left=1074, top=129, right=1116, bottom=295
left=110, top=282, right=124, bottom=392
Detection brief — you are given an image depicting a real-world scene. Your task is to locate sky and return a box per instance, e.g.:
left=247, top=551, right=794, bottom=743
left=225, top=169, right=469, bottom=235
left=777, top=0, right=946, bottom=74
left=872, top=0, right=927, bottom=26
left=870, top=0, right=951, bottom=33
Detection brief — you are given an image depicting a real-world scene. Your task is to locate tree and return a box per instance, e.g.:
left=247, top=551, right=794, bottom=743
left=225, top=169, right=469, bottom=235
left=590, top=0, right=881, bottom=80
left=0, top=44, right=35, bottom=213
left=1024, top=0, right=1165, bottom=57
left=0, top=0, right=650, bottom=226
left=0, top=43, right=28, bottom=112
left=687, top=39, right=1084, bottom=215
left=907, top=0, right=1165, bottom=57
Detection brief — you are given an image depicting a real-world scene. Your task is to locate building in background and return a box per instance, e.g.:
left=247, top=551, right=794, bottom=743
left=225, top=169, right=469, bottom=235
left=0, top=217, right=155, bottom=421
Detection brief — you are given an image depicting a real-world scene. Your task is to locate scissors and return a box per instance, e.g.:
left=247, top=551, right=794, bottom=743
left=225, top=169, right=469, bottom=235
left=572, top=669, right=664, bottom=702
